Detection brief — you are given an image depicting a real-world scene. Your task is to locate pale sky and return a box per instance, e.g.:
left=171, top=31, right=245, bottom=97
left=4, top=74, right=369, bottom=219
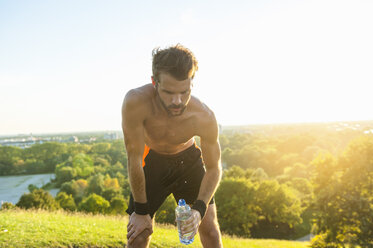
left=1, top=0, right=372, bottom=135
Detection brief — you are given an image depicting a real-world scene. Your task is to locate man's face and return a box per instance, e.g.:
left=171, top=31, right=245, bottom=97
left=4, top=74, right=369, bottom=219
left=156, top=73, right=193, bottom=117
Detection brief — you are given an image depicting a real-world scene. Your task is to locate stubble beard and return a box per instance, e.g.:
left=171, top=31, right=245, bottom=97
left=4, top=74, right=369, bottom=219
left=156, top=90, right=186, bottom=117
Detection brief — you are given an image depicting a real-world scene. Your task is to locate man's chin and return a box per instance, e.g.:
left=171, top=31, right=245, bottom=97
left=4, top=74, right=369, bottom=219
left=168, top=108, right=184, bottom=116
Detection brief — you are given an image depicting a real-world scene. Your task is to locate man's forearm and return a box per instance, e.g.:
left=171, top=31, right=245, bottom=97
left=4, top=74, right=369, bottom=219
left=196, top=166, right=222, bottom=205
left=128, top=157, right=147, bottom=203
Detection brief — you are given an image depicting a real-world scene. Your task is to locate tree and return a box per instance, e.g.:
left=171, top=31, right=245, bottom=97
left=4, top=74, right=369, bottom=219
left=215, top=178, right=259, bottom=237
left=24, top=143, right=67, bottom=172
left=107, top=140, right=127, bottom=166
left=90, top=143, right=111, bottom=155
left=87, top=174, right=105, bottom=195
left=0, top=146, right=23, bottom=175
left=311, top=136, right=373, bottom=247
left=55, top=166, right=77, bottom=186
left=251, top=180, right=302, bottom=238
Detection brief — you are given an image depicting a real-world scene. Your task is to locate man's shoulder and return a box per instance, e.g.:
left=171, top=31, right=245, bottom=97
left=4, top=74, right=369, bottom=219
left=124, top=84, right=154, bottom=101
left=189, top=96, right=217, bottom=125
left=123, top=84, right=154, bottom=107
left=122, top=84, right=154, bottom=119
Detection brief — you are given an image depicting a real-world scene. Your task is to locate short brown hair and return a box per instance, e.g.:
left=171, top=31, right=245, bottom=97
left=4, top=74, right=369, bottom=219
left=152, top=44, right=198, bottom=83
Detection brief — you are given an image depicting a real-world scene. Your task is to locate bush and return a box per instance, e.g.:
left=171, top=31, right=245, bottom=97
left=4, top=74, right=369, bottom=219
left=16, top=189, right=60, bottom=211
left=78, top=193, right=110, bottom=214
left=155, top=195, right=177, bottom=225
left=1, top=202, right=16, bottom=210
left=109, top=197, right=128, bottom=215
left=55, top=192, right=76, bottom=211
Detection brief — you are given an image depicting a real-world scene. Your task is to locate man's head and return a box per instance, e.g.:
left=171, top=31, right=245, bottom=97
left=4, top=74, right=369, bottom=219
left=152, top=44, right=198, bottom=116
left=152, top=44, right=198, bottom=84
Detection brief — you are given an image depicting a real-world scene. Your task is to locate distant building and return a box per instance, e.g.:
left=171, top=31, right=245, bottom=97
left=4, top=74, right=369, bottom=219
left=0, top=135, right=44, bottom=149
left=104, top=132, right=119, bottom=140
left=61, top=136, right=79, bottom=143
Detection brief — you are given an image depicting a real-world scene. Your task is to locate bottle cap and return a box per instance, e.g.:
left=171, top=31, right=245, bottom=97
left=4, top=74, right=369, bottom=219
left=178, top=199, right=186, bottom=206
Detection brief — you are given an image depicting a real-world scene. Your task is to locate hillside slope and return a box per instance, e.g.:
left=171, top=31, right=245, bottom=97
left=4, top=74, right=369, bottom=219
left=0, top=209, right=310, bottom=248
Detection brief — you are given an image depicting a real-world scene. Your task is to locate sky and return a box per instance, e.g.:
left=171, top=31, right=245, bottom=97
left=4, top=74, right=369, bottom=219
left=1, top=0, right=372, bottom=135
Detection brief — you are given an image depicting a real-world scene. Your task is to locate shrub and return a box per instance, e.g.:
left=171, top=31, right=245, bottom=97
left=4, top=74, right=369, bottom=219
left=155, top=195, right=177, bottom=225
left=78, top=193, right=110, bottom=214
left=109, top=197, right=128, bottom=215
left=55, top=192, right=76, bottom=211
left=16, top=189, right=60, bottom=211
left=1, top=202, right=16, bottom=210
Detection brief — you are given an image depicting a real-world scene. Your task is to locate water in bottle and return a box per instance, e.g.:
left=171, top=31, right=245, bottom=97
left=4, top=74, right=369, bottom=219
left=175, top=199, right=194, bottom=245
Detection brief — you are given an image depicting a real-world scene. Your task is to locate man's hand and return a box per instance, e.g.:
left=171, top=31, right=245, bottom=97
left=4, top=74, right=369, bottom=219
left=127, top=213, right=153, bottom=244
left=179, top=209, right=202, bottom=238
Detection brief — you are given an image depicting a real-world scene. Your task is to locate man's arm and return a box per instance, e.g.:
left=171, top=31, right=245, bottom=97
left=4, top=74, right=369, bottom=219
left=122, top=90, right=147, bottom=203
left=121, top=90, right=152, bottom=244
left=197, top=111, right=222, bottom=208
left=182, top=110, right=222, bottom=237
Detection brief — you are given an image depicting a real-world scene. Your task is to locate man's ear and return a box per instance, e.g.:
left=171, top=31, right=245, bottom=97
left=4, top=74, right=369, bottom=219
left=151, top=76, right=156, bottom=87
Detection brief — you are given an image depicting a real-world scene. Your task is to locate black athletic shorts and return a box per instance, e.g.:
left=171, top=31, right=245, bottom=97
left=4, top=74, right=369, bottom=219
left=126, top=143, right=215, bottom=218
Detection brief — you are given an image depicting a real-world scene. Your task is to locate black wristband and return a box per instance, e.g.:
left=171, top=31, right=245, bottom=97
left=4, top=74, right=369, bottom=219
left=134, top=201, right=149, bottom=215
left=192, top=200, right=207, bottom=219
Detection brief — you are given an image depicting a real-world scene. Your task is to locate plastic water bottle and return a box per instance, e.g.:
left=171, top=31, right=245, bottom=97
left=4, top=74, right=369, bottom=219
left=175, top=199, right=194, bottom=245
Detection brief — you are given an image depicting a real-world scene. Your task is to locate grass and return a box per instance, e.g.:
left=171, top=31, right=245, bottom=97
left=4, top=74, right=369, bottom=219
left=0, top=209, right=310, bottom=248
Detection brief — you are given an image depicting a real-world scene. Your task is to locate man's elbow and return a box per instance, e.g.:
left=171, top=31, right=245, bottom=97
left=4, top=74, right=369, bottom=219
left=217, top=163, right=222, bottom=181
left=207, top=163, right=222, bottom=181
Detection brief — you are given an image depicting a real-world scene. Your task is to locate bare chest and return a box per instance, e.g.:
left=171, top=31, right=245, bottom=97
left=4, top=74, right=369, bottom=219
left=144, top=114, right=196, bottom=145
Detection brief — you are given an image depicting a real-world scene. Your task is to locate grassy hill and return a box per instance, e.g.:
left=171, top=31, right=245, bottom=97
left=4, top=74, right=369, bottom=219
left=0, top=209, right=310, bottom=248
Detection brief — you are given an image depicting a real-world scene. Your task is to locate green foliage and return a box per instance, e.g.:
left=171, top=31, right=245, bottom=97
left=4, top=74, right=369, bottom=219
left=155, top=195, right=177, bottom=225
left=59, top=179, right=87, bottom=203
left=0, top=146, right=23, bottom=175
left=250, top=167, right=268, bottom=181
left=24, top=159, right=47, bottom=174
left=90, top=143, right=111, bottom=155
left=16, top=189, right=60, bottom=211
left=311, top=135, right=373, bottom=247
left=87, top=173, right=105, bottom=195
left=216, top=178, right=259, bottom=237
left=55, top=192, right=76, bottom=211
left=108, top=196, right=128, bottom=215
left=28, top=184, right=39, bottom=193
left=78, top=193, right=110, bottom=214
left=0, top=202, right=16, bottom=210
left=252, top=180, right=302, bottom=238
left=55, top=166, right=77, bottom=185
left=223, top=165, right=253, bottom=179
left=102, top=188, right=122, bottom=202
left=71, top=153, right=94, bottom=178
left=60, top=181, right=79, bottom=198
left=24, top=143, right=67, bottom=172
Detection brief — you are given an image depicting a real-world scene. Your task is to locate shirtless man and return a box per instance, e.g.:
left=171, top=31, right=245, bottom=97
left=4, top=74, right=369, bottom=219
left=121, top=44, right=223, bottom=248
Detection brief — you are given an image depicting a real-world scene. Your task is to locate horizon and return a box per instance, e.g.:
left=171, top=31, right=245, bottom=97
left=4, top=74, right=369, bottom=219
left=1, top=0, right=372, bottom=135
left=1, top=118, right=373, bottom=137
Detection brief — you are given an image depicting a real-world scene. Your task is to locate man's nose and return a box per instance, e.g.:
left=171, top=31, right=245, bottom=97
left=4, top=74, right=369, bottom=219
left=171, top=94, right=182, bottom=105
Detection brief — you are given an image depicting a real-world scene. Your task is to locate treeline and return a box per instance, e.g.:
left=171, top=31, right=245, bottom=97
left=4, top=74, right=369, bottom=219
left=1, top=127, right=373, bottom=246
left=0, top=141, right=126, bottom=175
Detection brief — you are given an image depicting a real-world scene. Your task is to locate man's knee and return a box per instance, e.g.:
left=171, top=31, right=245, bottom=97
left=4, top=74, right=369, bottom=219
left=127, top=229, right=152, bottom=248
